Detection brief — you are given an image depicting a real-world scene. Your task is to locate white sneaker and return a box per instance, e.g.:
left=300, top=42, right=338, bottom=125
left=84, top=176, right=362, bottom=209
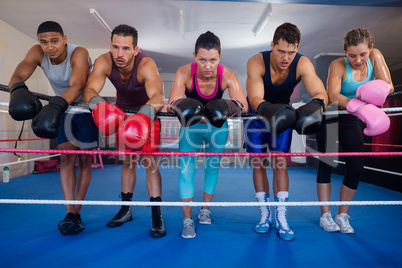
left=255, top=193, right=272, bottom=233
left=319, top=212, right=340, bottom=232
left=198, top=208, right=212, bottom=224
left=275, top=196, right=295, bottom=240
left=182, top=217, right=196, bottom=238
left=335, top=213, right=355, bottom=234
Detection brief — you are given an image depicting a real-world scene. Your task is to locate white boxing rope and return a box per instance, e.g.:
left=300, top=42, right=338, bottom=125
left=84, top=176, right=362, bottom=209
left=0, top=102, right=91, bottom=114
left=0, top=154, right=61, bottom=168
left=0, top=199, right=400, bottom=206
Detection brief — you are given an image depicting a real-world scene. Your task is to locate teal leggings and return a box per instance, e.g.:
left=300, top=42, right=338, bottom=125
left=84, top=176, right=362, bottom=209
left=178, top=121, right=229, bottom=199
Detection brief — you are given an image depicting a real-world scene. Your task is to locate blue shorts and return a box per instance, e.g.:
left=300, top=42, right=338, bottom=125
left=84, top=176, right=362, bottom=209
left=57, top=113, right=99, bottom=149
left=243, top=102, right=292, bottom=153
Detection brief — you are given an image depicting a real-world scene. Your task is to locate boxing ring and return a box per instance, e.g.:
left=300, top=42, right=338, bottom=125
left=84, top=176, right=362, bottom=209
left=0, top=85, right=401, bottom=267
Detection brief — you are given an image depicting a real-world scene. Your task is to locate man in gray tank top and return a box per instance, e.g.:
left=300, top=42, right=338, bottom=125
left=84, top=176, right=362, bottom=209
left=8, top=21, right=99, bottom=236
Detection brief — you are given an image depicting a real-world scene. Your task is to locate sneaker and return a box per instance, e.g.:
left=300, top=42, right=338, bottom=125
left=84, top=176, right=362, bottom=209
left=319, top=212, right=340, bottom=232
left=182, top=217, right=196, bottom=238
left=255, top=206, right=272, bottom=233
left=255, top=193, right=272, bottom=233
left=275, top=196, right=295, bottom=241
left=58, top=212, right=84, bottom=236
left=107, top=206, right=132, bottom=228
left=335, top=213, right=354, bottom=234
left=150, top=197, right=166, bottom=238
left=198, top=208, right=211, bottom=224
left=75, top=213, right=82, bottom=225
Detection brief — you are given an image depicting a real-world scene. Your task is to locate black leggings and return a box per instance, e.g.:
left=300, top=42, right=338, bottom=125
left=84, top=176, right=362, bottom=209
left=315, top=114, right=364, bottom=190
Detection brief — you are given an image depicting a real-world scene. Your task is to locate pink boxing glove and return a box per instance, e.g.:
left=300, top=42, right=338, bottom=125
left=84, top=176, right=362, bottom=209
left=346, top=99, right=390, bottom=136
left=356, top=80, right=391, bottom=106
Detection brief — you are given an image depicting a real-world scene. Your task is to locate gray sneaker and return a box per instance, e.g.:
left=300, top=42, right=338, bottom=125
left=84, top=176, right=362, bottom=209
left=335, top=213, right=355, bottom=234
left=319, top=212, right=341, bottom=232
left=182, top=217, right=196, bottom=238
left=198, top=208, right=212, bottom=224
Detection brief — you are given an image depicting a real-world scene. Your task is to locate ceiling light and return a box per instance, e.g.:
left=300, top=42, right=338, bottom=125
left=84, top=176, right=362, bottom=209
left=253, top=4, right=272, bottom=37
left=89, top=8, right=112, bottom=33
left=179, top=9, right=185, bottom=40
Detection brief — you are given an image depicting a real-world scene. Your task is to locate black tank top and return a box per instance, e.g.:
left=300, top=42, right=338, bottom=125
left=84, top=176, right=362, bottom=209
left=261, top=51, right=302, bottom=104
left=185, top=62, right=224, bottom=106
left=108, top=52, right=150, bottom=111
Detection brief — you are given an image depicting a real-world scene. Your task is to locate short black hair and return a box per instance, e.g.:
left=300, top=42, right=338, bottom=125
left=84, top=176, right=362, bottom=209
left=273, top=22, right=301, bottom=46
left=37, top=21, right=64, bottom=36
left=111, top=24, right=138, bottom=47
left=194, top=31, right=221, bottom=55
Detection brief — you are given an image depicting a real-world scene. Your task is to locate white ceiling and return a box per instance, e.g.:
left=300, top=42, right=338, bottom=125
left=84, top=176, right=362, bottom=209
left=1, top=0, right=402, bottom=76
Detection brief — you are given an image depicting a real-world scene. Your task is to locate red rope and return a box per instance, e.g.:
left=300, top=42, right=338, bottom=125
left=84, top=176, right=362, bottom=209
left=0, top=148, right=401, bottom=157
left=363, top=143, right=402, bottom=148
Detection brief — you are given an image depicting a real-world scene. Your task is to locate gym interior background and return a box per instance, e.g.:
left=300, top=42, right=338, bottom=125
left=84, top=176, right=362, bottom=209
left=0, top=0, right=401, bottom=192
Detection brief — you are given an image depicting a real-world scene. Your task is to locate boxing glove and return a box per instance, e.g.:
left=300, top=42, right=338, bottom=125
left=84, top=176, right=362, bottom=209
left=204, top=99, right=244, bottom=128
left=293, top=98, right=324, bottom=135
left=170, top=98, right=203, bottom=127
left=118, top=105, right=155, bottom=150
left=8, top=82, right=43, bottom=121
left=89, top=96, right=127, bottom=136
left=32, top=96, right=68, bottom=139
left=356, top=80, right=391, bottom=106
left=346, top=98, right=390, bottom=136
left=257, top=101, right=297, bottom=135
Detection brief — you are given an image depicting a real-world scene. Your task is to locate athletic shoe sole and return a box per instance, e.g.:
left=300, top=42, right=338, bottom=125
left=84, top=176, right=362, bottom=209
left=58, top=221, right=84, bottom=235
left=107, top=217, right=132, bottom=228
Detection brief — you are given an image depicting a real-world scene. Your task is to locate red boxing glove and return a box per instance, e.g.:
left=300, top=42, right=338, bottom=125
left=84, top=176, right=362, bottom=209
left=90, top=97, right=127, bottom=136
left=118, top=113, right=152, bottom=150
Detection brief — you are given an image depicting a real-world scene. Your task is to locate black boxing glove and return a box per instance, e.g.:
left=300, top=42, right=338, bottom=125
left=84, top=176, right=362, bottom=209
left=204, top=99, right=243, bottom=128
left=293, top=98, right=324, bottom=135
left=257, top=101, right=297, bottom=135
left=8, top=82, right=43, bottom=121
left=170, top=98, right=203, bottom=127
left=32, top=96, right=69, bottom=139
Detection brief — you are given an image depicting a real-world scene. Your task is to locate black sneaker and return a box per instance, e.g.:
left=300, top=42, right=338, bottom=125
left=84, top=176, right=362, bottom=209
left=58, top=213, right=84, bottom=236
left=75, top=213, right=82, bottom=225
left=150, top=197, right=166, bottom=238
left=107, top=206, right=132, bottom=228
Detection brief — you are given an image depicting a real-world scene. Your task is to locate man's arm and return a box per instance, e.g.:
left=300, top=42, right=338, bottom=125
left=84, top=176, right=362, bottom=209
left=8, top=45, right=43, bottom=87
left=246, top=53, right=266, bottom=112
left=370, top=48, right=394, bottom=94
left=139, top=57, right=165, bottom=112
left=60, top=47, right=90, bottom=104
left=82, top=53, right=110, bottom=104
left=298, top=56, right=328, bottom=106
left=224, top=67, right=248, bottom=113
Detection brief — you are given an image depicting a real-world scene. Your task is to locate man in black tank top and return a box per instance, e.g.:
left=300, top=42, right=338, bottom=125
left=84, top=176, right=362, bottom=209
left=244, top=23, right=328, bottom=240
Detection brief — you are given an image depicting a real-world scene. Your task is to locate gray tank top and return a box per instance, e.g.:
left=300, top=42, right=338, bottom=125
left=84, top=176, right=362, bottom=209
left=41, top=44, right=89, bottom=113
